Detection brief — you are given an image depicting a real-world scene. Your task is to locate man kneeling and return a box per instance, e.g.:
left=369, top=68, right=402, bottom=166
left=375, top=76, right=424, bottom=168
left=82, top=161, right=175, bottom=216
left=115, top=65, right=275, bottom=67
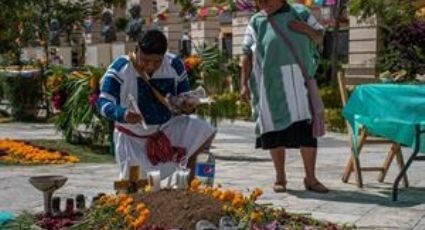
left=96, top=29, right=215, bottom=181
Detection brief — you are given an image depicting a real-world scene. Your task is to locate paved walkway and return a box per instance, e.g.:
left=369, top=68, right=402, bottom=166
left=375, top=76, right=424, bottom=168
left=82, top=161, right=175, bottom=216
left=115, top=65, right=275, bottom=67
left=1, top=121, right=425, bottom=229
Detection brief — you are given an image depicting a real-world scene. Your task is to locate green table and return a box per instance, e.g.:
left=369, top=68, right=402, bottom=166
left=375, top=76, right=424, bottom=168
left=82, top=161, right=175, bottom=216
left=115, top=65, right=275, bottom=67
left=343, top=83, right=425, bottom=201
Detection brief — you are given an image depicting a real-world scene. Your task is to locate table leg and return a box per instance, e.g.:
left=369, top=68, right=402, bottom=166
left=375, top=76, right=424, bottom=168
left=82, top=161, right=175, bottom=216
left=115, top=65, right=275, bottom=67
left=392, top=125, right=422, bottom=201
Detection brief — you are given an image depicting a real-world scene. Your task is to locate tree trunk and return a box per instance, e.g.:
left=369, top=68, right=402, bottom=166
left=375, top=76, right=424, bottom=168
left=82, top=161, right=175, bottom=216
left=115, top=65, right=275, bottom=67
left=330, top=0, right=344, bottom=86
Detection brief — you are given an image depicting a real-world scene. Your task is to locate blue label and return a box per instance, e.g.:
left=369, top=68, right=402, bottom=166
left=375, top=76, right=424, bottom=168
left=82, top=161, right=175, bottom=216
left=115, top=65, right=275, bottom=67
left=195, top=163, right=215, bottom=178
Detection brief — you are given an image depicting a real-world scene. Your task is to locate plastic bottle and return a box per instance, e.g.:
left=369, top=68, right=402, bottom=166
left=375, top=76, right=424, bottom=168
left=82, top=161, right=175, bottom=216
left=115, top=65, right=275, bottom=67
left=195, top=151, right=215, bottom=186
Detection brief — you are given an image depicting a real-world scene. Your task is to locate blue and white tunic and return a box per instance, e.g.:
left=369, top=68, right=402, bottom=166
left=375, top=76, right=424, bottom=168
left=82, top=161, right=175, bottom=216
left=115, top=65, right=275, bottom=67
left=97, top=53, right=215, bottom=180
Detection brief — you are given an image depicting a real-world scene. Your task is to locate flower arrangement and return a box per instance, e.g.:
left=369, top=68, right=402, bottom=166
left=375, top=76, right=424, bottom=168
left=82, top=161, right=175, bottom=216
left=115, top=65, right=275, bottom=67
left=0, top=139, right=79, bottom=165
left=45, top=66, right=109, bottom=145
left=5, top=178, right=351, bottom=229
left=46, top=67, right=101, bottom=111
left=66, top=179, right=349, bottom=230
left=76, top=194, right=151, bottom=230
left=184, top=55, right=202, bottom=72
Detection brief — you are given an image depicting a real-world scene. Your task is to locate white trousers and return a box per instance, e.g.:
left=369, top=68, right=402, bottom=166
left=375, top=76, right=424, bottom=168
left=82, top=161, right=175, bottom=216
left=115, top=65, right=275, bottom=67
left=114, top=115, right=215, bottom=180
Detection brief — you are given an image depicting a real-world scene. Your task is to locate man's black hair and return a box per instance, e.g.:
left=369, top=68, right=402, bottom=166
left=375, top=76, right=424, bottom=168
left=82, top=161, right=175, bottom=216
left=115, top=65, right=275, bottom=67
left=138, top=29, right=168, bottom=55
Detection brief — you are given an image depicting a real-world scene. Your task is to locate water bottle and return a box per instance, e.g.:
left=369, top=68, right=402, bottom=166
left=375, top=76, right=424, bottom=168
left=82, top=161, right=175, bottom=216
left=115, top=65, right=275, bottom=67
left=195, top=151, right=215, bottom=186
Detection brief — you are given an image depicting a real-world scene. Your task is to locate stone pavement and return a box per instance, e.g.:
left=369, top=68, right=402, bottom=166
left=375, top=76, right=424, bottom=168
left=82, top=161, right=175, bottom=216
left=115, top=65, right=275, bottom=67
left=1, top=121, right=425, bottom=229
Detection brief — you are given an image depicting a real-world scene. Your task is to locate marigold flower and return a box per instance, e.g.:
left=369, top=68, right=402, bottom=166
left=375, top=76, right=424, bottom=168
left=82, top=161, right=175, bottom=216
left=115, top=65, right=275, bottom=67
left=250, top=188, right=263, bottom=201
left=136, top=203, right=146, bottom=211
left=141, top=209, right=150, bottom=217
left=0, top=139, right=79, bottom=165
left=250, top=211, right=263, bottom=222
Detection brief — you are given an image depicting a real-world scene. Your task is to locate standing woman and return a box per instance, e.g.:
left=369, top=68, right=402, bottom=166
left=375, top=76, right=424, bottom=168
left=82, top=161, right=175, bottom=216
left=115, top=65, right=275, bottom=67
left=240, top=0, right=328, bottom=193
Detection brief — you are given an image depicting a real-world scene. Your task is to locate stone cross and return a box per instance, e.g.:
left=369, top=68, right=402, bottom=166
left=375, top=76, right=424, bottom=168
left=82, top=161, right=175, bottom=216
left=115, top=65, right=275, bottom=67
left=114, top=166, right=147, bottom=194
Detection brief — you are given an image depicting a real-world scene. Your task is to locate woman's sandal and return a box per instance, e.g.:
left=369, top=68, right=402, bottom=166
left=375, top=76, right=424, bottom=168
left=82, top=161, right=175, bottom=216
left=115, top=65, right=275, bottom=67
left=273, top=182, right=287, bottom=193
left=304, top=178, right=329, bottom=193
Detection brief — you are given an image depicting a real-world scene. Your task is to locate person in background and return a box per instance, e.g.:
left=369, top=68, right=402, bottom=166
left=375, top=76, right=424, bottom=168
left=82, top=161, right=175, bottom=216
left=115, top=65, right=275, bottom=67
left=240, top=0, right=328, bottom=193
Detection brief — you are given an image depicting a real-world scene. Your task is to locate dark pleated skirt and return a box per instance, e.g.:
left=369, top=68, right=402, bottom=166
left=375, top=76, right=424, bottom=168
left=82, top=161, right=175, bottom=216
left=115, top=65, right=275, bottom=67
left=255, top=120, right=317, bottom=150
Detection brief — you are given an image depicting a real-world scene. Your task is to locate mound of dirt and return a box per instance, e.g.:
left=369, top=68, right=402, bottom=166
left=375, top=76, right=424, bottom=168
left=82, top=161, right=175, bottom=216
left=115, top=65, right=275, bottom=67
left=135, top=189, right=225, bottom=229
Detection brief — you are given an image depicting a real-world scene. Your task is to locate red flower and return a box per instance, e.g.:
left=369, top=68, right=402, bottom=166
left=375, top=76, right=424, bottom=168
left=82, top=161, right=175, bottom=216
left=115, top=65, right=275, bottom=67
left=51, top=90, right=67, bottom=110
left=89, top=90, right=100, bottom=108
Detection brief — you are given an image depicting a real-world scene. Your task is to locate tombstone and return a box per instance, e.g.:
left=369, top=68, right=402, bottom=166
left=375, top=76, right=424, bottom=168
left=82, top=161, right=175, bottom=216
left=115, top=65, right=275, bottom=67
left=126, top=4, right=145, bottom=41
left=85, top=44, right=112, bottom=67
left=58, top=47, right=72, bottom=68
left=112, top=42, right=126, bottom=59
left=33, top=47, right=46, bottom=62
left=49, top=19, right=61, bottom=46
left=346, top=15, right=378, bottom=78
left=48, top=47, right=72, bottom=67
left=156, top=0, right=183, bottom=53
left=101, top=9, right=117, bottom=43
left=20, top=48, right=32, bottom=63
left=232, top=11, right=254, bottom=56
left=180, top=32, right=192, bottom=58
left=190, top=0, right=220, bottom=53
left=49, top=48, right=64, bottom=66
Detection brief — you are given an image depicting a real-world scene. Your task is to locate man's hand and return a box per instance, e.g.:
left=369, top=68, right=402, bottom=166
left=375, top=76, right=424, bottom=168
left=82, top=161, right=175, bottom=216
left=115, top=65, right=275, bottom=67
left=288, top=20, right=323, bottom=45
left=240, top=85, right=251, bottom=102
left=125, top=111, right=143, bottom=124
left=180, top=97, right=197, bottom=114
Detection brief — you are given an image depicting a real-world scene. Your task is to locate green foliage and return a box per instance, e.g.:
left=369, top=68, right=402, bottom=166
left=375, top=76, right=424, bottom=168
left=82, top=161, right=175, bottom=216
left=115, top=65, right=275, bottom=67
left=53, top=66, right=110, bottom=145
left=227, top=56, right=242, bottom=92
left=173, top=0, right=235, bottom=14
left=189, top=45, right=249, bottom=126
left=2, top=211, right=37, bottom=230
left=115, top=17, right=129, bottom=32
left=69, top=203, right=126, bottom=230
left=196, top=92, right=251, bottom=126
left=195, top=44, right=231, bottom=94
left=0, top=0, right=39, bottom=64
left=320, top=86, right=342, bottom=109
left=320, top=86, right=346, bottom=133
left=1, top=73, right=44, bottom=121
left=316, top=59, right=332, bottom=86
left=0, top=0, right=127, bottom=66
left=325, top=108, right=347, bottom=133
left=349, top=0, right=425, bottom=77
left=349, top=0, right=415, bottom=30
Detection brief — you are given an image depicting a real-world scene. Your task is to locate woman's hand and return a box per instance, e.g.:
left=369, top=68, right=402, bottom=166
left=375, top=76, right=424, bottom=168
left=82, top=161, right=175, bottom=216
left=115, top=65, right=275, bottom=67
left=288, top=20, right=323, bottom=45
left=125, top=111, right=143, bottom=124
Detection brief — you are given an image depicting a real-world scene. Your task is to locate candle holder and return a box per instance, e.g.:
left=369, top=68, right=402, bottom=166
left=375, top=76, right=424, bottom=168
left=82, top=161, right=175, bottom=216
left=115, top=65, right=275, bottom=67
left=147, top=169, right=161, bottom=192
left=175, top=167, right=190, bottom=190
left=76, top=194, right=86, bottom=210
left=52, top=197, right=61, bottom=214
left=65, top=198, right=74, bottom=214
left=28, top=175, right=67, bottom=216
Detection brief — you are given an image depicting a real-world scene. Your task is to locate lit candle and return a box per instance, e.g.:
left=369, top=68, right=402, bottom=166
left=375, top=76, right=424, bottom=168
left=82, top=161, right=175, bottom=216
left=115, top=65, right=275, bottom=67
left=147, top=170, right=161, bottom=192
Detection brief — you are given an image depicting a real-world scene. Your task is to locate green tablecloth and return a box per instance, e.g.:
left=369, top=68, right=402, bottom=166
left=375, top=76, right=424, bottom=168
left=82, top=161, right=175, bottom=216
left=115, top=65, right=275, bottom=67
left=343, top=84, right=425, bottom=154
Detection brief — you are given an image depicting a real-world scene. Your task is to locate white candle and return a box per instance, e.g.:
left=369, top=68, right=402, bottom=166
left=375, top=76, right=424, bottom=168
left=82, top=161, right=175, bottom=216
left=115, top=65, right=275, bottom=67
left=147, top=170, right=161, bottom=192
left=176, top=168, right=190, bottom=189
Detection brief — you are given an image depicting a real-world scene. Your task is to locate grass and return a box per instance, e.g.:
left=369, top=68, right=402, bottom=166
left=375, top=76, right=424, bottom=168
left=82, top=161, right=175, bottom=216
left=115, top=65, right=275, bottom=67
left=25, top=139, right=115, bottom=164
